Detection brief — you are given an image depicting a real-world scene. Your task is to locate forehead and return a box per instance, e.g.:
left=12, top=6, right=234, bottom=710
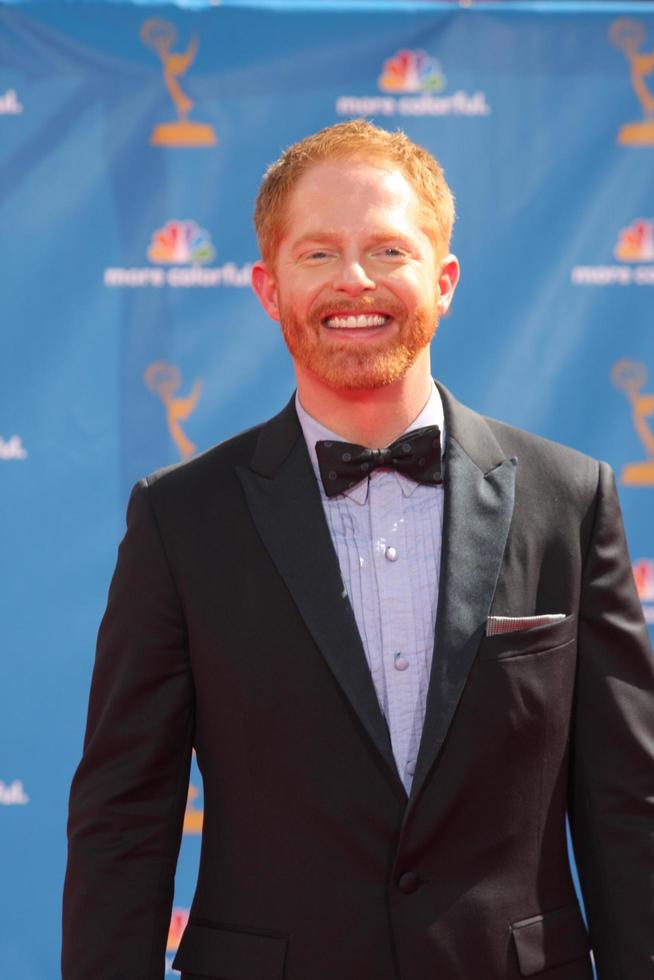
left=283, top=158, right=424, bottom=235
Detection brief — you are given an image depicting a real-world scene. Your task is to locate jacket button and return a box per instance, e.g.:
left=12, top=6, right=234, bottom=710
left=398, top=871, right=420, bottom=894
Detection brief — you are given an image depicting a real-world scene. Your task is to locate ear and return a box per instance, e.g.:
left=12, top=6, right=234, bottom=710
left=251, top=261, right=281, bottom=322
left=436, top=254, right=460, bottom=316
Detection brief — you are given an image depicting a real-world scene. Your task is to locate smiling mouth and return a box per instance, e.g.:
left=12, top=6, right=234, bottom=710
left=322, top=313, right=392, bottom=329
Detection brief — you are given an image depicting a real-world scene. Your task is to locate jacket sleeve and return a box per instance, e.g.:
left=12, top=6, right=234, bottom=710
left=62, top=480, right=194, bottom=980
left=569, top=461, right=654, bottom=979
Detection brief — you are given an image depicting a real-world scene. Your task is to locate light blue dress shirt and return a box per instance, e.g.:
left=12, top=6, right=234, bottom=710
left=296, top=385, right=445, bottom=792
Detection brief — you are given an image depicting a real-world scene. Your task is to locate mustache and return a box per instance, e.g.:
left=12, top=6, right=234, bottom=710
left=310, top=298, right=406, bottom=321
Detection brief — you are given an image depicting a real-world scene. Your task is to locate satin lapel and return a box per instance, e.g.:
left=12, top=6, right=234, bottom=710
left=236, top=399, right=401, bottom=789
left=410, top=387, right=517, bottom=802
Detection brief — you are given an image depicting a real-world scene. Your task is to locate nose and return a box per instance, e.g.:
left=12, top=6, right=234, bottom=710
left=332, top=258, right=375, bottom=295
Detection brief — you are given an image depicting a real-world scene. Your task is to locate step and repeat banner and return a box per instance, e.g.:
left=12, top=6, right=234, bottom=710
left=1, top=1, right=653, bottom=975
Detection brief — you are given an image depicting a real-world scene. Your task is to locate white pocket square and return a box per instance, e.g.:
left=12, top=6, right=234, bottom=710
left=486, top=614, right=567, bottom=637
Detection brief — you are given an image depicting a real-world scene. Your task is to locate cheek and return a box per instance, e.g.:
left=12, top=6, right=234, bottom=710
left=304, top=285, right=335, bottom=320
left=386, top=272, right=429, bottom=310
left=283, top=276, right=325, bottom=313
left=412, top=271, right=440, bottom=307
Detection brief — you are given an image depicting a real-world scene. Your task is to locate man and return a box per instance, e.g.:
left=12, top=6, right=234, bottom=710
left=63, top=120, right=654, bottom=980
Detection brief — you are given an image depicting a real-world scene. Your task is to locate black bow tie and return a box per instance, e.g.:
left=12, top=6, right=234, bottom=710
left=315, top=425, right=442, bottom=498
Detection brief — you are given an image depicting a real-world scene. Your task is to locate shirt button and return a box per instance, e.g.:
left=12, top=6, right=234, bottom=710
left=385, top=545, right=398, bottom=562
left=394, top=653, right=409, bottom=671
left=398, top=871, right=420, bottom=894
left=406, top=760, right=416, bottom=776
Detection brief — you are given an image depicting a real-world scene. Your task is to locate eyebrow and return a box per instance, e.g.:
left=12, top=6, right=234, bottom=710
left=291, top=230, right=416, bottom=251
left=291, top=233, right=340, bottom=250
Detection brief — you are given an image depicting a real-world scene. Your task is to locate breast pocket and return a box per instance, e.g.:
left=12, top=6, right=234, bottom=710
left=173, top=921, right=288, bottom=979
left=511, top=904, right=592, bottom=977
left=478, top=615, right=577, bottom=662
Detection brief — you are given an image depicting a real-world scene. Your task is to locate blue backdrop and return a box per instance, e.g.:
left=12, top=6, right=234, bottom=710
left=1, top=1, right=653, bottom=976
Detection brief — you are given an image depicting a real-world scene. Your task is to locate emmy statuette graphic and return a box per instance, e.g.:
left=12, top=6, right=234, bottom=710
left=141, top=18, right=217, bottom=147
left=183, top=784, right=204, bottom=835
left=612, top=359, right=654, bottom=485
left=144, top=361, right=202, bottom=460
left=611, top=19, right=654, bottom=146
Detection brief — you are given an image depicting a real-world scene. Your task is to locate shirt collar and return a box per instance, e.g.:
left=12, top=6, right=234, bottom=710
left=296, top=382, right=446, bottom=504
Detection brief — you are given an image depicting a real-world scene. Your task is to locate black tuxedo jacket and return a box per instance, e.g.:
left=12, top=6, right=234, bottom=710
left=63, top=384, right=654, bottom=980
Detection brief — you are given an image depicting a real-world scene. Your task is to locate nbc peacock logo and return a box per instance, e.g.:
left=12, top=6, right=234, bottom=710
left=378, top=49, right=446, bottom=93
left=148, top=219, right=215, bottom=265
left=336, top=48, right=490, bottom=118
left=104, top=219, right=252, bottom=289
left=167, top=908, right=190, bottom=953
left=571, top=216, right=654, bottom=286
left=614, top=218, right=654, bottom=263
left=165, top=907, right=190, bottom=974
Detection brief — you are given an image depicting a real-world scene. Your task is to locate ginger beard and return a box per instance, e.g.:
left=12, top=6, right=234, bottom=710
left=278, top=295, right=439, bottom=391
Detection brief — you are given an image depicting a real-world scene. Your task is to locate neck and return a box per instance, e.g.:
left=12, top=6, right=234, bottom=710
left=295, top=352, right=434, bottom=447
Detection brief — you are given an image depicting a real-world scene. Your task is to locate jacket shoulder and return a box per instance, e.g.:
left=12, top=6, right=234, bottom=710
left=135, top=420, right=268, bottom=514
left=438, top=381, right=604, bottom=500
left=484, top=415, right=604, bottom=501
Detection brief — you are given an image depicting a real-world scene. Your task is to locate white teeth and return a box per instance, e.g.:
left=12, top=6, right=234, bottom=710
left=325, top=314, right=388, bottom=329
